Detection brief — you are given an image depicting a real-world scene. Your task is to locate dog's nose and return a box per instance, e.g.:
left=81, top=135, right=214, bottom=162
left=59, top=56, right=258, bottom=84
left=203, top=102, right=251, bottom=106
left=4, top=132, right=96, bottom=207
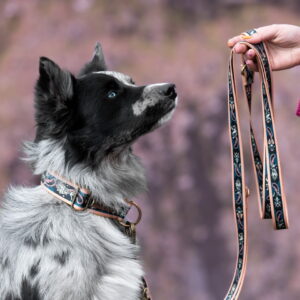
left=159, top=83, right=177, bottom=100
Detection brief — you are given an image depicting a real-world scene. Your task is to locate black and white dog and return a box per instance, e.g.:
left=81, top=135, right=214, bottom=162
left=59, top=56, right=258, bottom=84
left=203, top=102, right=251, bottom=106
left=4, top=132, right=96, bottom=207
left=0, top=44, right=177, bottom=300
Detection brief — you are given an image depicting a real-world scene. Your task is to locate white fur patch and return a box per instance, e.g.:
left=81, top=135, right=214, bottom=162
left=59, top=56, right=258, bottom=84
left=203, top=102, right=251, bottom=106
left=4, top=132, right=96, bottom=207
left=94, top=71, right=135, bottom=86
left=132, top=83, right=168, bottom=116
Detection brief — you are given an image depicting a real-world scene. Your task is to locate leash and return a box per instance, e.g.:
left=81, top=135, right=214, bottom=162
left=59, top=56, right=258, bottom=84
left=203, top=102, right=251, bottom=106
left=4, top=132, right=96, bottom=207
left=41, top=171, right=152, bottom=299
left=225, top=30, right=289, bottom=300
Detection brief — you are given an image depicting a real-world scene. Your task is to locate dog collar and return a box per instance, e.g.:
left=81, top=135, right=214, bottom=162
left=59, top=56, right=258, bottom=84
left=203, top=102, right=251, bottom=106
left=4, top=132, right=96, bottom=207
left=41, top=171, right=148, bottom=298
left=41, top=171, right=132, bottom=222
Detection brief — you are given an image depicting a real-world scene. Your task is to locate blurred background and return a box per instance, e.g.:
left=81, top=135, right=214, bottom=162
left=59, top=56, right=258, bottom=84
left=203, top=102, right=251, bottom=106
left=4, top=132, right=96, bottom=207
left=0, top=0, right=299, bottom=299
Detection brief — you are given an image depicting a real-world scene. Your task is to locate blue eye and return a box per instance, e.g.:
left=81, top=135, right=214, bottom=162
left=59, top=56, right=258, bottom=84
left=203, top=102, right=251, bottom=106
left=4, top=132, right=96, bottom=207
left=107, top=91, right=117, bottom=98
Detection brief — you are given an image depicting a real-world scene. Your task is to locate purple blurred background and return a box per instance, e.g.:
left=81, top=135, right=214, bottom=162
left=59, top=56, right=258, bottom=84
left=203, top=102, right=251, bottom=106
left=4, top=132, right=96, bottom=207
left=0, top=1, right=299, bottom=299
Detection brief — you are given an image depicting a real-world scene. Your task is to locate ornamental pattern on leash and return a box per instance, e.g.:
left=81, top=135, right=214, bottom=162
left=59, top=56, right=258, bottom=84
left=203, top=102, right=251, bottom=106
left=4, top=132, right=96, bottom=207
left=225, top=30, right=289, bottom=300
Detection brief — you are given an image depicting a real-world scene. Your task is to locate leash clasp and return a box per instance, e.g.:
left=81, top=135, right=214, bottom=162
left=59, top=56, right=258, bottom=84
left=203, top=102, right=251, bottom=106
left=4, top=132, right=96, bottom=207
left=240, top=63, right=247, bottom=75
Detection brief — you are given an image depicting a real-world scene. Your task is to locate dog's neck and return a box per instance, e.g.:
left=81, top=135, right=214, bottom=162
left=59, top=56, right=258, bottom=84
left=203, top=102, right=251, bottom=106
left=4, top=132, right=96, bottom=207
left=23, top=139, right=147, bottom=209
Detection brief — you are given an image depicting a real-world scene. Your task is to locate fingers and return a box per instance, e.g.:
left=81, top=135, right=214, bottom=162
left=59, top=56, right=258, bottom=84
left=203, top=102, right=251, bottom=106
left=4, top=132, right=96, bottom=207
left=233, top=43, right=248, bottom=53
left=245, top=60, right=258, bottom=72
left=228, top=39, right=258, bottom=70
left=227, top=25, right=279, bottom=72
left=227, top=24, right=279, bottom=49
left=227, top=35, right=244, bottom=48
left=245, top=49, right=255, bottom=59
left=243, top=24, right=279, bottom=44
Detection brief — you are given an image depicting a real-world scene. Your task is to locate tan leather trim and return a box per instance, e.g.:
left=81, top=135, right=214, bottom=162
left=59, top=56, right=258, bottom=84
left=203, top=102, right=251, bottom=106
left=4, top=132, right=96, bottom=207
left=225, top=41, right=289, bottom=300
left=48, top=171, right=91, bottom=195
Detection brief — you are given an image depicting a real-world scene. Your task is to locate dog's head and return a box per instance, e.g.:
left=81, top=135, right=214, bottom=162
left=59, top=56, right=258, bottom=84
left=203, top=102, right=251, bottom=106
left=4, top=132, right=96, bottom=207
left=34, top=43, right=177, bottom=167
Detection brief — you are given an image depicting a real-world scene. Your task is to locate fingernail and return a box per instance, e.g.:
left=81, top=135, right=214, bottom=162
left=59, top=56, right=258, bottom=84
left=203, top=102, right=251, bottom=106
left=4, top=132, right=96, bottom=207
left=241, top=35, right=252, bottom=40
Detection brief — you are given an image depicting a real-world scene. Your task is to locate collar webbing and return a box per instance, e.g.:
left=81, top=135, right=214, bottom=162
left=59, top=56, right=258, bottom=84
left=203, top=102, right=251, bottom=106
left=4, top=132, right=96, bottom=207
left=41, top=171, right=150, bottom=298
left=41, top=171, right=129, bottom=221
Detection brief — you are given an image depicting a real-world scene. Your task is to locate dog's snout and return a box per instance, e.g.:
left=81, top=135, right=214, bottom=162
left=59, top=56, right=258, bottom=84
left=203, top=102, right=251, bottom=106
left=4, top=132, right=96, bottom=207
left=159, top=83, right=177, bottom=100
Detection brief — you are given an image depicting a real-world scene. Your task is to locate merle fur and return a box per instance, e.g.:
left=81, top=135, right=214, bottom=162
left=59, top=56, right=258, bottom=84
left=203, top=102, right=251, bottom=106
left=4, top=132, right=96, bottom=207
left=0, top=42, right=177, bottom=300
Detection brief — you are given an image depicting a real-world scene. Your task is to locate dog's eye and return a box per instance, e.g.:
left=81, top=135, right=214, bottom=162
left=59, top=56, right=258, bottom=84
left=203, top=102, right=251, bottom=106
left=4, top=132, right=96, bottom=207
left=107, top=91, right=118, bottom=99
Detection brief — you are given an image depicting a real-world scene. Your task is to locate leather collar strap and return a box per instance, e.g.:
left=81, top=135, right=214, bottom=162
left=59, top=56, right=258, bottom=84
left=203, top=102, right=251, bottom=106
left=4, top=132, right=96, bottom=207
left=41, top=171, right=129, bottom=221
left=225, top=32, right=289, bottom=299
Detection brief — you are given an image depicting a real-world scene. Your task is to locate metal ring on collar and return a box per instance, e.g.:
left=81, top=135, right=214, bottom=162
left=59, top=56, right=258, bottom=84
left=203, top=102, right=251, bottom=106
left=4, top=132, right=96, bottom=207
left=118, top=199, right=142, bottom=227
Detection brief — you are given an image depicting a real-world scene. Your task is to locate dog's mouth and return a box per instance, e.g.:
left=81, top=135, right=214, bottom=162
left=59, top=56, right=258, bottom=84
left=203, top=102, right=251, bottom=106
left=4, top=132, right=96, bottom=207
left=159, top=95, right=178, bottom=122
left=157, top=83, right=178, bottom=115
left=163, top=86, right=178, bottom=114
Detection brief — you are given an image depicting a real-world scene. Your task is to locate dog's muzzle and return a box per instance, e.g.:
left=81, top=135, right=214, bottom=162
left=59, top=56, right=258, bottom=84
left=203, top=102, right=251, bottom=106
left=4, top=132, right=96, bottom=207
left=151, top=83, right=177, bottom=101
left=156, top=83, right=177, bottom=100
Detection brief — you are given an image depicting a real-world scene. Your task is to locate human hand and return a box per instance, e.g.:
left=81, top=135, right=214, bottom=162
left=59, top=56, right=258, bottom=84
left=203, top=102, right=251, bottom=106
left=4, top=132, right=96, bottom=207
left=227, top=24, right=300, bottom=71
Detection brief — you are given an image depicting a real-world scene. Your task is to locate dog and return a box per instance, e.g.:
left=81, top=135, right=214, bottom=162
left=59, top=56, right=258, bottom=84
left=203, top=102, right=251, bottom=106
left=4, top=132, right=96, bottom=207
left=0, top=43, right=177, bottom=300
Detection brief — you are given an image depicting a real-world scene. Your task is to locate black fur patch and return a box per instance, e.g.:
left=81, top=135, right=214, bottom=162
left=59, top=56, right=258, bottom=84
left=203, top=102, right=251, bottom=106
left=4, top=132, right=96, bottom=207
left=23, top=237, right=38, bottom=249
left=42, top=234, right=51, bottom=246
left=78, top=42, right=107, bottom=76
left=4, top=292, right=20, bottom=300
left=20, top=278, right=41, bottom=300
left=64, top=73, right=148, bottom=167
left=23, top=234, right=50, bottom=248
left=29, top=260, right=40, bottom=279
left=0, top=256, right=10, bottom=269
left=34, top=51, right=176, bottom=168
left=34, top=57, right=75, bottom=143
left=53, top=250, right=70, bottom=266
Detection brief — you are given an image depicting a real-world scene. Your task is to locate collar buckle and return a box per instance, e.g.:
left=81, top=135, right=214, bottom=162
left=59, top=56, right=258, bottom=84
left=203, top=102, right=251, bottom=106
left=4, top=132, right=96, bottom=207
left=70, top=187, right=79, bottom=210
left=85, top=197, right=95, bottom=210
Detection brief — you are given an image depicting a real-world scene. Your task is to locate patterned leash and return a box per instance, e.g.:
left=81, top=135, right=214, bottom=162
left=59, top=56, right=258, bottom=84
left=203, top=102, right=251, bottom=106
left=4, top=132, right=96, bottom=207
left=225, top=29, right=289, bottom=300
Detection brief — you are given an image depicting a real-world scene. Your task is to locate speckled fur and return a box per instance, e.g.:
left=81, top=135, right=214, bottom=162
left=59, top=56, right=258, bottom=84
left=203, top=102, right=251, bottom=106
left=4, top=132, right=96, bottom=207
left=0, top=43, right=177, bottom=300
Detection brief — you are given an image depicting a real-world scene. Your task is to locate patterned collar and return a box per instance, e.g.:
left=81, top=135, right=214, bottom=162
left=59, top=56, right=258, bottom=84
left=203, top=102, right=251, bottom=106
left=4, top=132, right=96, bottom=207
left=41, top=171, right=130, bottom=221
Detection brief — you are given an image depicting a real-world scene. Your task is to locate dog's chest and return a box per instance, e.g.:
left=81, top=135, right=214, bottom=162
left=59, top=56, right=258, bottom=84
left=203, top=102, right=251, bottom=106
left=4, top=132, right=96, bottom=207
left=0, top=189, right=144, bottom=300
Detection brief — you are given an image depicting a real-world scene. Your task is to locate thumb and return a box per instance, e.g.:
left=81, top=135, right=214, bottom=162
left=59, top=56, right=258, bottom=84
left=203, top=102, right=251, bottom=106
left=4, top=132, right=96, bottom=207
left=242, top=25, right=278, bottom=44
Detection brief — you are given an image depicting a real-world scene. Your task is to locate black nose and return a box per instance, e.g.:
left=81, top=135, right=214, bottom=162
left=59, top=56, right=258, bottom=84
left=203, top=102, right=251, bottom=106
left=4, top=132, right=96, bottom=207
left=159, top=83, right=177, bottom=100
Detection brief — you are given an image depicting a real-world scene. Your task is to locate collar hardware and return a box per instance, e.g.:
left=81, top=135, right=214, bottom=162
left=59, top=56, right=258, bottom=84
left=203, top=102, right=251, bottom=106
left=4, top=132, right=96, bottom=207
left=118, top=199, right=142, bottom=227
left=40, top=171, right=151, bottom=299
left=41, top=171, right=130, bottom=221
left=70, top=187, right=79, bottom=209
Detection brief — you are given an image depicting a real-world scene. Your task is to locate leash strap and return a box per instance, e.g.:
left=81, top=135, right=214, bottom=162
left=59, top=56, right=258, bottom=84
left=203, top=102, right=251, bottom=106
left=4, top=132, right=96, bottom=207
left=225, top=32, right=289, bottom=300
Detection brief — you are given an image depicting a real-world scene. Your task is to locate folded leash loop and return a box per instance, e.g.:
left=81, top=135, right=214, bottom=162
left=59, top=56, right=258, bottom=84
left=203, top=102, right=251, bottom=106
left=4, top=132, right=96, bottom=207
left=225, top=40, right=289, bottom=300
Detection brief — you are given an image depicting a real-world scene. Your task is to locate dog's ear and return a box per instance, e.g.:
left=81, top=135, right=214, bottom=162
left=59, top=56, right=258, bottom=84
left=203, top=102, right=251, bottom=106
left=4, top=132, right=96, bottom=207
left=78, top=42, right=107, bottom=76
left=34, top=57, right=76, bottom=142
left=37, top=57, right=74, bottom=102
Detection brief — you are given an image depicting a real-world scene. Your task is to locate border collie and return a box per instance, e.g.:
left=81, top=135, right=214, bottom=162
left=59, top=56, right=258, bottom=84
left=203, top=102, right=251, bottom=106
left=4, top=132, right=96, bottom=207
left=0, top=43, right=177, bottom=300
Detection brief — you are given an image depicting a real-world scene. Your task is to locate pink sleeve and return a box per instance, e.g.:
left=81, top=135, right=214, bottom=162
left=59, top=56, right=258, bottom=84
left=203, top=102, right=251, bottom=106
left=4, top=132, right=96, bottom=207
left=297, top=100, right=300, bottom=116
